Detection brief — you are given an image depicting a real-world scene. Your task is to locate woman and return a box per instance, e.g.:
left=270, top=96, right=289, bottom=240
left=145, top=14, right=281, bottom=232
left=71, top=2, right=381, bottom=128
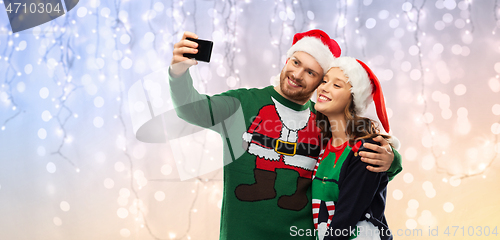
left=312, top=57, right=396, bottom=240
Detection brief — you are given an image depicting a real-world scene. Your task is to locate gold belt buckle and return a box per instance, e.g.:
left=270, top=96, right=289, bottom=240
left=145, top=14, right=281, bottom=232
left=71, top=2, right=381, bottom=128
left=274, top=139, right=297, bottom=156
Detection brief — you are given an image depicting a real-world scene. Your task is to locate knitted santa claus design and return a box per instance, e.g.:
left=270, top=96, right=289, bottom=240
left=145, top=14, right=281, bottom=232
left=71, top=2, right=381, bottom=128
left=287, top=29, right=341, bottom=74
left=243, top=97, right=317, bottom=171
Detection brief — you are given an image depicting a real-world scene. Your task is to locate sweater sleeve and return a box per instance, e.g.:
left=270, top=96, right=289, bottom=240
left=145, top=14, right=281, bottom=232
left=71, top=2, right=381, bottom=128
left=324, top=150, right=386, bottom=239
left=386, top=147, right=402, bottom=181
left=168, top=67, right=241, bottom=129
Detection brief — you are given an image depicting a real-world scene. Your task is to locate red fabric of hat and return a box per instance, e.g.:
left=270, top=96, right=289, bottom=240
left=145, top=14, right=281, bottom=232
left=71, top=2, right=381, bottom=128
left=292, top=29, right=341, bottom=58
left=287, top=29, right=341, bottom=74
left=356, top=59, right=390, bottom=133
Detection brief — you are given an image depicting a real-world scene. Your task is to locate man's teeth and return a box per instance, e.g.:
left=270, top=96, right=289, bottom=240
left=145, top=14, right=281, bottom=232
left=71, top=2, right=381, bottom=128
left=319, top=95, right=330, bottom=101
left=289, top=78, right=299, bottom=87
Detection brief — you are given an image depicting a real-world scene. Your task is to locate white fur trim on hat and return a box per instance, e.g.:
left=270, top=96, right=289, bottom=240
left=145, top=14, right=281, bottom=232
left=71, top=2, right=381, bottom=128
left=389, top=135, right=401, bottom=151
left=242, top=132, right=252, bottom=143
left=329, top=57, right=372, bottom=114
left=287, top=37, right=335, bottom=75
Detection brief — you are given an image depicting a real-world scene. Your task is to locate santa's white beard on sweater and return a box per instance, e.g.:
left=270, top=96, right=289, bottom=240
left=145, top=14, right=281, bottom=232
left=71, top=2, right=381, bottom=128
left=271, top=98, right=310, bottom=137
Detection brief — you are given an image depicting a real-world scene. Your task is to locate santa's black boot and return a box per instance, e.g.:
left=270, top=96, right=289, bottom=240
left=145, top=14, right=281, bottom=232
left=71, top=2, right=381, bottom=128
left=235, top=169, right=277, bottom=201
left=277, top=177, right=311, bottom=211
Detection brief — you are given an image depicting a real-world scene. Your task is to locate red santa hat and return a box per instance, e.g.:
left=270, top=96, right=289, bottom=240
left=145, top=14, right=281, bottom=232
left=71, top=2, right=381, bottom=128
left=329, top=57, right=390, bottom=133
left=287, top=29, right=341, bottom=75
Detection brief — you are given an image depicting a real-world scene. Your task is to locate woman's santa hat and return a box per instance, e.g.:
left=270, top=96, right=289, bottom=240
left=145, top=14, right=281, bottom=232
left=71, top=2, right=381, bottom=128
left=287, top=29, right=341, bottom=74
left=329, top=57, right=400, bottom=149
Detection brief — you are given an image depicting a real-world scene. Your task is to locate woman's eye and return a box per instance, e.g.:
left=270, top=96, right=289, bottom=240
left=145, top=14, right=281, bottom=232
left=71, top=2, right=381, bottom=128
left=321, top=80, right=327, bottom=84
left=334, top=84, right=341, bottom=88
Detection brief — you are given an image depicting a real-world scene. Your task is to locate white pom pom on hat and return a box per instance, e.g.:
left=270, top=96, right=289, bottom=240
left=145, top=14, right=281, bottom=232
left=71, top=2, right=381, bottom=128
left=286, top=29, right=341, bottom=75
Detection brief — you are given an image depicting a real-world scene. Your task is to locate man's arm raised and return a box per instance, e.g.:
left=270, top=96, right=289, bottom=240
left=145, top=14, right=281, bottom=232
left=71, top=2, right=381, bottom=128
left=168, top=31, right=241, bottom=129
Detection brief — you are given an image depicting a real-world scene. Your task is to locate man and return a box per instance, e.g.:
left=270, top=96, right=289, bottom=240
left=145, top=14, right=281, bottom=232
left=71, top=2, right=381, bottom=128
left=169, top=30, right=402, bottom=240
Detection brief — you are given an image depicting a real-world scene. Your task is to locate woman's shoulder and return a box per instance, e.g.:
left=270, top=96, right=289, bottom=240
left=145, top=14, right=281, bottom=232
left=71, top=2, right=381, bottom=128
left=347, top=138, right=385, bottom=170
left=350, top=138, right=380, bottom=155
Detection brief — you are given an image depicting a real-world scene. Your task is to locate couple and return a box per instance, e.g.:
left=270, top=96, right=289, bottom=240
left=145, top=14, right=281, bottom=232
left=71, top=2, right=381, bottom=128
left=169, top=29, right=402, bottom=240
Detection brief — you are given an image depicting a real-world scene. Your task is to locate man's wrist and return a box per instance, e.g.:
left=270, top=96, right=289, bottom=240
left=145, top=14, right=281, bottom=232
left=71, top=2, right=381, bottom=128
left=169, top=65, right=184, bottom=79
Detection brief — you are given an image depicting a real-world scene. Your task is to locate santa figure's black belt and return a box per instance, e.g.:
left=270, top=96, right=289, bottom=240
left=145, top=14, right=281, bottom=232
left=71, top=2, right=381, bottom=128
left=313, top=176, right=338, bottom=184
left=250, top=132, right=320, bottom=157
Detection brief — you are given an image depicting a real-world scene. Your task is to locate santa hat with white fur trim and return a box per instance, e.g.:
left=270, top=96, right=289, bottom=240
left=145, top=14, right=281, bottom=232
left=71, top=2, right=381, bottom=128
left=329, top=57, right=401, bottom=149
left=287, top=29, right=341, bottom=74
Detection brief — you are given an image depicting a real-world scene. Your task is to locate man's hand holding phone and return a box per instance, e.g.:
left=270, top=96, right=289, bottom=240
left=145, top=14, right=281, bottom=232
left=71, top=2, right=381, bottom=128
left=170, top=32, right=199, bottom=78
left=170, top=32, right=213, bottom=78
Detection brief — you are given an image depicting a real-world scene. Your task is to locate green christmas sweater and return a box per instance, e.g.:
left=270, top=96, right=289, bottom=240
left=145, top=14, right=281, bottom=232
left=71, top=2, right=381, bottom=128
left=312, top=138, right=398, bottom=240
left=169, top=69, right=402, bottom=240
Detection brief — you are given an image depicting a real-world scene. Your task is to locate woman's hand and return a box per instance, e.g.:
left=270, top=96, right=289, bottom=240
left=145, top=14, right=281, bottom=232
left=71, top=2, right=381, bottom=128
left=359, top=136, right=394, bottom=172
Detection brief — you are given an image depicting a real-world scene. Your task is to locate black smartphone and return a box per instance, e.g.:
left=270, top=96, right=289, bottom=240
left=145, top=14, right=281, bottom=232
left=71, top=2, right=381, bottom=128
left=183, top=37, right=213, bottom=63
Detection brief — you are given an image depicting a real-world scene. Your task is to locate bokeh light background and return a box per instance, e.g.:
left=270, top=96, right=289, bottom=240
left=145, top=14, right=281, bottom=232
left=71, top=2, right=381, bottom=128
left=1, top=0, right=500, bottom=239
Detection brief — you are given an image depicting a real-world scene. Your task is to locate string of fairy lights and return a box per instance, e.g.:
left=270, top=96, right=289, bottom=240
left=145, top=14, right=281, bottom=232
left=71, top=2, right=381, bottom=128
left=107, top=0, right=146, bottom=236
left=1, top=31, right=22, bottom=130
left=268, top=0, right=312, bottom=75
left=1, top=3, right=81, bottom=174
left=401, top=0, right=499, bottom=180
left=1, top=0, right=500, bottom=239
left=495, top=0, right=500, bottom=35
left=355, top=0, right=367, bottom=58
left=106, top=0, right=151, bottom=237
left=113, top=0, right=242, bottom=239
left=465, top=0, right=474, bottom=34
left=268, top=1, right=285, bottom=70
left=151, top=1, right=240, bottom=239
left=44, top=18, right=81, bottom=171
left=335, top=0, right=349, bottom=54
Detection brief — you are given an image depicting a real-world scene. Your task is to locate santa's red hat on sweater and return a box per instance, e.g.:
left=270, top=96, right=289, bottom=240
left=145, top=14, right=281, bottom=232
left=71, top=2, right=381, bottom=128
left=287, top=29, right=341, bottom=74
